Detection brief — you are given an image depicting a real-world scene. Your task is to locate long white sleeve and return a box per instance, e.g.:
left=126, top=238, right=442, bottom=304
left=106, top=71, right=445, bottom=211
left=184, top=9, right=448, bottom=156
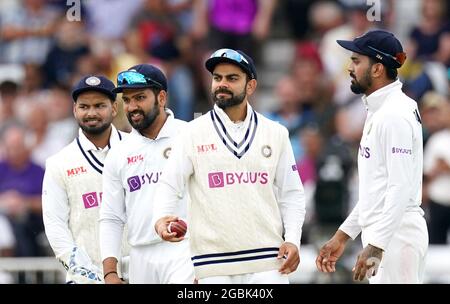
left=339, top=203, right=361, bottom=239
left=99, top=151, right=126, bottom=262
left=152, top=135, right=193, bottom=228
left=274, top=130, right=306, bottom=250
left=42, top=168, right=75, bottom=262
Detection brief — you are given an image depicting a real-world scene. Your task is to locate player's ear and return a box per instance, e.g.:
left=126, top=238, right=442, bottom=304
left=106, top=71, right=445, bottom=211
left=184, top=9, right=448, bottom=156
left=246, top=79, right=257, bottom=96
left=111, top=99, right=118, bottom=118
left=158, top=90, right=167, bottom=108
left=371, top=62, right=384, bottom=78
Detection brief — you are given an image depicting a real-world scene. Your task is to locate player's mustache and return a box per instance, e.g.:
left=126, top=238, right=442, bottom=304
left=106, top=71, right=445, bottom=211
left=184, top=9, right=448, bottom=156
left=128, top=110, right=145, bottom=116
left=215, top=88, right=233, bottom=95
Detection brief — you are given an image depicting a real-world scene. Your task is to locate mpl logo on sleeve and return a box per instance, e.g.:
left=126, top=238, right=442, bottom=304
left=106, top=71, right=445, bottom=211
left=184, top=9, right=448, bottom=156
left=127, top=154, right=144, bottom=165
left=82, top=192, right=101, bottom=209
left=197, top=144, right=218, bottom=154
left=67, top=166, right=87, bottom=177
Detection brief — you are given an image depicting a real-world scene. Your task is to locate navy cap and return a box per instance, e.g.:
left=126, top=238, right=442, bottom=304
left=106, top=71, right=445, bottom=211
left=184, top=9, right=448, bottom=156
left=113, top=64, right=168, bottom=93
left=72, top=75, right=116, bottom=102
left=337, top=30, right=407, bottom=69
left=205, top=49, right=257, bottom=80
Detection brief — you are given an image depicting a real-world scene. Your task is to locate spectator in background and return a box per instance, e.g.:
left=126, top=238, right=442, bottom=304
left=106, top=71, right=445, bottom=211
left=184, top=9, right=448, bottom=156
left=408, top=0, right=450, bottom=63
left=293, top=42, right=336, bottom=139
left=0, top=0, right=60, bottom=64
left=265, top=76, right=315, bottom=162
left=84, top=0, right=144, bottom=41
left=191, top=0, right=277, bottom=60
left=423, top=100, right=450, bottom=244
left=0, top=80, right=20, bottom=126
left=150, top=40, right=195, bottom=121
left=308, top=1, right=344, bottom=40
left=0, top=214, right=15, bottom=257
left=284, top=0, right=315, bottom=41
left=419, top=91, right=448, bottom=145
left=0, top=122, right=45, bottom=257
left=42, top=19, right=90, bottom=88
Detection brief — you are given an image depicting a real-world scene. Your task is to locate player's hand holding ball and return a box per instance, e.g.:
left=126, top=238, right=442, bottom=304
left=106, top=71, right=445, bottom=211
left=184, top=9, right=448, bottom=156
left=155, top=215, right=187, bottom=242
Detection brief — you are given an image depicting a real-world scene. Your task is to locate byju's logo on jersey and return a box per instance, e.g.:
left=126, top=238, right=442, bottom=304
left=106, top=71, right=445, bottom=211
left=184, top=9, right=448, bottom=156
left=128, top=176, right=142, bottom=192
left=127, top=172, right=162, bottom=192
left=82, top=192, right=101, bottom=209
left=392, top=147, right=412, bottom=155
left=208, top=171, right=269, bottom=188
left=208, top=172, right=225, bottom=188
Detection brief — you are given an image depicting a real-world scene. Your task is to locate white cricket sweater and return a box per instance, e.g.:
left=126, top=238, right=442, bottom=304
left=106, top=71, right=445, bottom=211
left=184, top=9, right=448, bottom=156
left=42, top=126, right=127, bottom=269
left=153, top=103, right=306, bottom=279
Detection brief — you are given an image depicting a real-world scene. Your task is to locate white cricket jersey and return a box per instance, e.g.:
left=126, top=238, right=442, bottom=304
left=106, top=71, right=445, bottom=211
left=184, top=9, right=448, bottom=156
left=99, top=112, right=188, bottom=262
left=42, top=125, right=127, bottom=269
left=339, top=80, right=425, bottom=250
left=153, top=103, right=306, bottom=279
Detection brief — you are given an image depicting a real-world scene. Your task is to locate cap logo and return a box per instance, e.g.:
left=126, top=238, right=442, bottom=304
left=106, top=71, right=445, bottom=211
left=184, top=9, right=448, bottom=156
left=85, top=76, right=101, bottom=86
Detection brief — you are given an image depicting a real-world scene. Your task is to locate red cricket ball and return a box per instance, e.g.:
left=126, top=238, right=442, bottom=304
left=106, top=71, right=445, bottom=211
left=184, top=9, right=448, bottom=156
left=167, top=219, right=187, bottom=237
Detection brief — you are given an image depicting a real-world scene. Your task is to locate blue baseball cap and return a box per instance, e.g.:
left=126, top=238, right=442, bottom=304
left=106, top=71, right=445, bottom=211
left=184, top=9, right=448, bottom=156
left=113, top=64, right=168, bottom=93
left=337, top=30, right=407, bottom=69
left=72, top=75, right=116, bottom=102
left=205, top=48, right=257, bottom=80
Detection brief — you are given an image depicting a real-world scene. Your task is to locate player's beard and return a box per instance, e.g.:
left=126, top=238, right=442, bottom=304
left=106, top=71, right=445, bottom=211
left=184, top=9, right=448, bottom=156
left=127, top=100, right=160, bottom=131
left=350, top=68, right=372, bottom=95
left=212, top=87, right=246, bottom=109
left=79, top=119, right=111, bottom=135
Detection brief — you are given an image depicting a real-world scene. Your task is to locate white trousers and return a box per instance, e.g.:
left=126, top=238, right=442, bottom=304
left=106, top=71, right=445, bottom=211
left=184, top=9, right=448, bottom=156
left=362, top=212, right=428, bottom=284
left=129, top=240, right=194, bottom=284
left=198, top=269, right=289, bottom=284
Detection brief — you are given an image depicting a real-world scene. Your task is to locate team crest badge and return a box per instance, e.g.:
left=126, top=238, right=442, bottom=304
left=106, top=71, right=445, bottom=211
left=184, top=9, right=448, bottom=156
left=163, top=147, right=172, bottom=159
left=261, top=145, right=272, bottom=158
left=85, top=76, right=101, bottom=86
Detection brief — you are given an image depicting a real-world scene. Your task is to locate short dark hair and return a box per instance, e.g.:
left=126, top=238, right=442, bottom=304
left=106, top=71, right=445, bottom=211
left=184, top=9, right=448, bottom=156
left=369, top=57, right=398, bottom=80
left=0, top=80, right=19, bottom=96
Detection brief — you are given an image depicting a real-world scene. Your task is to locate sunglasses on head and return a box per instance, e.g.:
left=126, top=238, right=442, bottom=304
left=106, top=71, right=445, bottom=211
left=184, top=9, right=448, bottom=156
left=117, top=71, right=163, bottom=88
left=367, top=45, right=406, bottom=66
left=209, top=48, right=250, bottom=66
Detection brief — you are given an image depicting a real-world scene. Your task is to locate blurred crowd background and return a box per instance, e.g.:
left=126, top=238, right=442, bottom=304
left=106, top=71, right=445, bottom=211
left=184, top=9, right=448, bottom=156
left=0, top=0, right=449, bottom=283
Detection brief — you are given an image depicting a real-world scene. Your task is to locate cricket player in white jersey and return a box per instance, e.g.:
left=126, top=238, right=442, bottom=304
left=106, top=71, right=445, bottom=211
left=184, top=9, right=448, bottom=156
left=153, top=49, right=306, bottom=284
left=99, top=64, right=194, bottom=284
left=42, top=76, right=128, bottom=283
left=316, top=30, right=428, bottom=283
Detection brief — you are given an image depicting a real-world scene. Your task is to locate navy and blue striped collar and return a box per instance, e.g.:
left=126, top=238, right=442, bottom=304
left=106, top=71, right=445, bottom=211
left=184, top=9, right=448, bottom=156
left=76, top=125, right=123, bottom=174
left=210, top=103, right=258, bottom=159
